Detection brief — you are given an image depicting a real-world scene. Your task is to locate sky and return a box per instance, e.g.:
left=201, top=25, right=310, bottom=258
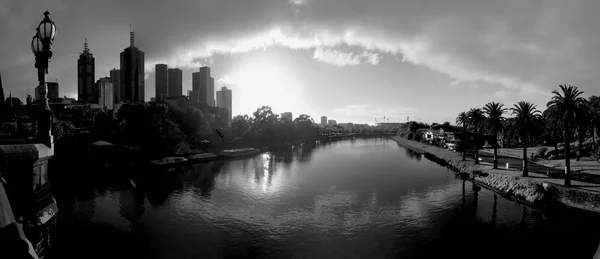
left=1, top=0, right=600, bottom=125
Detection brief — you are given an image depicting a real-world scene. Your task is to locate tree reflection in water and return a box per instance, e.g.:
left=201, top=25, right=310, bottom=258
left=190, top=161, right=223, bottom=198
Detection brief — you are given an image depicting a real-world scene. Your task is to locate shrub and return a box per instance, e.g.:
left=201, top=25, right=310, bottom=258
left=407, top=132, right=414, bottom=140
left=414, top=133, right=422, bottom=142
left=536, top=147, right=548, bottom=159
left=399, top=132, right=407, bottom=137
left=592, top=148, right=600, bottom=161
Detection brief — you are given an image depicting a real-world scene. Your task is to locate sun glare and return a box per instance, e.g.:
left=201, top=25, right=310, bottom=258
left=230, top=59, right=304, bottom=116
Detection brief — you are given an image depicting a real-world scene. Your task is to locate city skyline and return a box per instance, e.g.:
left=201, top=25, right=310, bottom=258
left=1, top=1, right=600, bottom=124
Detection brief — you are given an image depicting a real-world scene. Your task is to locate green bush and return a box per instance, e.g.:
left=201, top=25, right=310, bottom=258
left=414, top=133, right=422, bottom=142
left=407, top=132, right=414, bottom=140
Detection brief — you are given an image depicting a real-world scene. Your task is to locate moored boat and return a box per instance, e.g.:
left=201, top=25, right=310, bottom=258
left=188, top=153, right=219, bottom=163
left=149, top=157, right=189, bottom=167
left=219, top=148, right=260, bottom=158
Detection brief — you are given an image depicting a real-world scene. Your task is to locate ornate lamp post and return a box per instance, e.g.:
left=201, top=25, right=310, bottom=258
left=31, top=10, right=56, bottom=147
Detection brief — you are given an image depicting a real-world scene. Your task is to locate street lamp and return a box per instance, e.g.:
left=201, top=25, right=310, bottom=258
left=31, top=10, right=56, bottom=147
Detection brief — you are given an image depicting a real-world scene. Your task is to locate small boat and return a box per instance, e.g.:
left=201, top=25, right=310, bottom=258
left=219, top=148, right=260, bottom=158
left=149, top=157, right=189, bottom=167
left=188, top=153, right=219, bottom=163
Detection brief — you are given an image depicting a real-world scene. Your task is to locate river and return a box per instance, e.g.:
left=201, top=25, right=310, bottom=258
left=48, top=137, right=600, bottom=259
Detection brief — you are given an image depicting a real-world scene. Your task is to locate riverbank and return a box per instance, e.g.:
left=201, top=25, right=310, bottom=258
left=391, top=136, right=600, bottom=213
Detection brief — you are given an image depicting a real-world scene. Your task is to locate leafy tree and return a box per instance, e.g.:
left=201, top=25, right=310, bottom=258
left=511, top=101, right=542, bottom=177
left=456, top=111, right=468, bottom=160
left=546, top=85, right=587, bottom=186
left=483, top=102, right=507, bottom=169
left=467, top=108, right=485, bottom=164
left=589, top=96, right=600, bottom=150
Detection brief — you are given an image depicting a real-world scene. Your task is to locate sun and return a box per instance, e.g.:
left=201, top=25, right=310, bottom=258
left=230, top=59, right=304, bottom=117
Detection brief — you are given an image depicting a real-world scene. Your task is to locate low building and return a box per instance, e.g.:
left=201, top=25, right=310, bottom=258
left=327, top=119, right=337, bottom=126
left=281, top=112, right=293, bottom=121
left=164, top=95, right=188, bottom=107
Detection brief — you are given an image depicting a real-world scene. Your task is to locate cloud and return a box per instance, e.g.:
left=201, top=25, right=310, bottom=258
left=216, top=76, right=236, bottom=85
left=313, top=47, right=361, bottom=66
left=333, top=104, right=415, bottom=117
left=493, top=90, right=511, bottom=99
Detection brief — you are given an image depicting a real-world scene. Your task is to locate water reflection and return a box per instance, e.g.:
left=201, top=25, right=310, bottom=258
left=50, top=137, right=600, bottom=259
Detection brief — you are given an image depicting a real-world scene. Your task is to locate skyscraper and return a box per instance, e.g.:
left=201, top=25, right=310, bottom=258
left=191, top=72, right=203, bottom=103
left=168, top=68, right=182, bottom=97
left=209, top=77, right=215, bottom=106
left=321, top=116, right=327, bottom=126
left=192, top=66, right=213, bottom=105
left=155, top=64, right=168, bottom=100
left=96, top=77, right=114, bottom=110
left=110, top=68, right=121, bottom=103
left=77, top=38, right=95, bottom=103
left=120, top=29, right=145, bottom=103
left=47, top=82, right=59, bottom=98
left=216, top=86, right=232, bottom=125
left=0, top=73, right=4, bottom=105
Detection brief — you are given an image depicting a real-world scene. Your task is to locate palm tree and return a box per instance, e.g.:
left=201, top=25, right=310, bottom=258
left=547, top=85, right=587, bottom=186
left=467, top=108, right=485, bottom=164
left=511, top=101, right=541, bottom=177
left=574, top=102, right=591, bottom=161
left=543, top=106, right=563, bottom=153
left=483, top=102, right=507, bottom=169
left=456, top=111, right=468, bottom=161
left=589, top=96, right=600, bottom=150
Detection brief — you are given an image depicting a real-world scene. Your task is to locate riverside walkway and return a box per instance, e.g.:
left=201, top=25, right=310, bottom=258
left=391, top=136, right=600, bottom=209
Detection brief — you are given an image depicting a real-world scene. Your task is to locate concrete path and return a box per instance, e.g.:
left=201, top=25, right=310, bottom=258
left=392, top=137, right=600, bottom=193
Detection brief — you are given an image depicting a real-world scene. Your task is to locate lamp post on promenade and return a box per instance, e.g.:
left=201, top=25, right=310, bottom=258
left=31, top=10, right=56, bottom=148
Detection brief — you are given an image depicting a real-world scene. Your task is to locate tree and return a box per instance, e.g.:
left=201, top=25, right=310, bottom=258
left=546, top=85, right=587, bottom=186
left=467, top=108, right=485, bottom=164
left=574, top=101, right=591, bottom=161
left=543, top=107, right=563, bottom=152
left=456, top=111, right=469, bottom=161
left=511, top=101, right=541, bottom=177
left=588, top=96, right=600, bottom=150
left=483, top=102, right=507, bottom=169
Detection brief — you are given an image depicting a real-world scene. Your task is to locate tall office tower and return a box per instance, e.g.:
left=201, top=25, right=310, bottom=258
left=168, top=68, right=182, bottom=97
left=110, top=68, right=121, bottom=103
left=155, top=64, right=168, bottom=100
left=47, top=82, right=59, bottom=98
left=120, top=29, right=145, bottom=103
left=191, top=66, right=212, bottom=105
left=77, top=38, right=95, bottom=103
left=0, top=73, right=4, bottom=105
left=209, top=77, right=215, bottom=106
left=96, top=77, right=114, bottom=110
left=321, top=116, right=327, bottom=126
left=216, top=86, right=232, bottom=124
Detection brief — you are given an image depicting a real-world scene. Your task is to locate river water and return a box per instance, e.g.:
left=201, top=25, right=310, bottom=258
left=49, top=137, right=600, bottom=259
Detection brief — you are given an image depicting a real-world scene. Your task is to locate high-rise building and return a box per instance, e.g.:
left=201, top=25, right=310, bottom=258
left=328, top=120, right=337, bottom=126
left=47, top=82, right=59, bottom=98
left=110, top=68, right=121, bottom=103
left=96, top=77, right=114, bottom=110
left=321, top=116, right=327, bottom=126
left=168, top=68, right=182, bottom=97
left=209, top=77, right=215, bottom=106
left=191, top=72, right=203, bottom=103
left=192, top=66, right=214, bottom=105
left=281, top=112, right=293, bottom=121
left=77, top=38, right=95, bottom=103
left=155, top=64, right=168, bottom=100
left=0, top=73, right=4, bottom=105
left=120, top=29, right=145, bottom=103
left=216, top=86, right=232, bottom=125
